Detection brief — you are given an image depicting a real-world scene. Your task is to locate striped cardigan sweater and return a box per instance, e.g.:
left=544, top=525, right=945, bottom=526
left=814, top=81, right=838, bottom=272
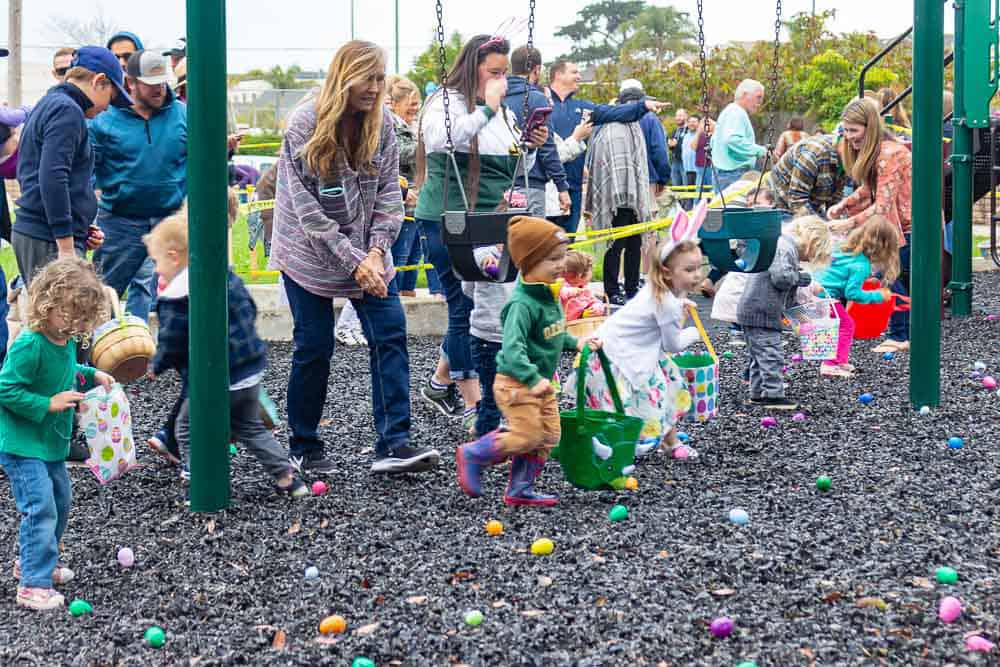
left=270, top=105, right=403, bottom=299
left=766, top=134, right=846, bottom=217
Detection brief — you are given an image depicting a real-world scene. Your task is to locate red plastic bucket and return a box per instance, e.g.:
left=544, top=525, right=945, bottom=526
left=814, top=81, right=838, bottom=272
left=846, top=278, right=911, bottom=339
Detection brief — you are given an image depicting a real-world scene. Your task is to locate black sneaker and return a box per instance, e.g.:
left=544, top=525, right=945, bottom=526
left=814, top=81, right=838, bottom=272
left=446, top=383, right=465, bottom=416
left=608, top=292, right=626, bottom=307
left=66, top=437, right=89, bottom=467
left=370, top=445, right=441, bottom=474
left=748, top=397, right=799, bottom=410
left=290, top=453, right=337, bottom=475
left=421, top=378, right=459, bottom=418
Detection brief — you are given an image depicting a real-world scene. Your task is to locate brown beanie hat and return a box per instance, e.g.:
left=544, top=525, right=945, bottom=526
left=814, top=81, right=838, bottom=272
left=507, top=215, right=569, bottom=273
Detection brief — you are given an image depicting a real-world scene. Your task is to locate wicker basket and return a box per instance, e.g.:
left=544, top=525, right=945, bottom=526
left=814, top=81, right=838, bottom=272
left=566, top=315, right=606, bottom=339
left=91, top=288, right=156, bottom=383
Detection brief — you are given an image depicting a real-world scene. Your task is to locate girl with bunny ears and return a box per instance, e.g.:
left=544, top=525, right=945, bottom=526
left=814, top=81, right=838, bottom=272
left=584, top=203, right=709, bottom=459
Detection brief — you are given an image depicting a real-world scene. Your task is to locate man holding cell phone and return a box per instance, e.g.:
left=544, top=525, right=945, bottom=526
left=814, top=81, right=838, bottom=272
left=503, top=46, right=569, bottom=219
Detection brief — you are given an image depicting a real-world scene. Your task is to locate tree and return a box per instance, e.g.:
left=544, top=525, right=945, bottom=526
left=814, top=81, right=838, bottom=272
left=406, top=31, right=464, bottom=96
left=46, top=3, right=119, bottom=47
left=624, top=6, right=696, bottom=69
left=232, top=66, right=309, bottom=90
left=555, top=0, right=646, bottom=65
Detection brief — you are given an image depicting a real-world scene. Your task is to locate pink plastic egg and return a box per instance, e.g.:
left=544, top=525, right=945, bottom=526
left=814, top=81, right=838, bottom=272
left=791, top=353, right=803, bottom=363
left=939, top=596, right=962, bottom=623
left=710, top=616, right=734, bottom=638
left=983, top=376, right=998, bottom=390
left=117, top=547, right=135, bottom=568
left=792, top=412, right=807, bottom=422
left=966, top=636, right=995, bottom=653
left=672, top=446, right=690, bottom=460
left=761, top=416, right=778, bottom=428
left=311, top=481, right=328, bottom=496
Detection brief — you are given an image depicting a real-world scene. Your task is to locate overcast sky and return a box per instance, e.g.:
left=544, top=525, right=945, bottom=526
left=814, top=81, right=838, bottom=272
left=8, top=0, right=944, bottom=73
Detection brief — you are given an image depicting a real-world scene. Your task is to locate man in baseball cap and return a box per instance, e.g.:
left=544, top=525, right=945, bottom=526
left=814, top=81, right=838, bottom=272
left=71, top=45, right=134, bottom=109
left=88, top=49, right=187, bottom=323
left=162, top=38, right=186, bottom=69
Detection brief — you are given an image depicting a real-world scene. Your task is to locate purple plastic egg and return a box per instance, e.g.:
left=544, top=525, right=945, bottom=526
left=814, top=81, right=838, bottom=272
left=710, top=616, right=734, bottom=638
left=792, top=412, right=807, bottom=422
left=761, top=416, right=778, bottom=428
left=791, top=353, right=803, bottom=363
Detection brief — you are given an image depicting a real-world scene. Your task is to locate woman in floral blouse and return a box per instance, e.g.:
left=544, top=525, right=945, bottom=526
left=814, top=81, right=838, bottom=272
left=828, top=98, right=913, bottom=354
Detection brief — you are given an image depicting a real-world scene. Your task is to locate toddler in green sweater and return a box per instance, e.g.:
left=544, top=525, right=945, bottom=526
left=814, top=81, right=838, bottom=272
left=456, top=216, right=600, bottom=506
left=0, top=258, right=114, bottom=611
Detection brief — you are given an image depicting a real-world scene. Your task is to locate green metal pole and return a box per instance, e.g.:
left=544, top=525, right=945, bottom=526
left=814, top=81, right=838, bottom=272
left=910, top=0, right=944, bottom=408
left=948, top=0, right=973, bottom=317
left=186, top=0, right=231, bottom=511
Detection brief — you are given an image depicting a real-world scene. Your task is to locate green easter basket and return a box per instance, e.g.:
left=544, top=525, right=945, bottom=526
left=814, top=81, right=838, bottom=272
left=553, top=347, right=643, bottom=490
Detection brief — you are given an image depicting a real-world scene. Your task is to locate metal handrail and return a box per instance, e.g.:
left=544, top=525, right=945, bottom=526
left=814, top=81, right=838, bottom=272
left=881, top=52, right=956, bottom=117
left=858, top=27, right=913, bottom=100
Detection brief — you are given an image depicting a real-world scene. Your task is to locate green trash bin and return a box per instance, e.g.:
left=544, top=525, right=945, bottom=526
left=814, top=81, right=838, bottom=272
left=553, top=347, right=644, bottom=490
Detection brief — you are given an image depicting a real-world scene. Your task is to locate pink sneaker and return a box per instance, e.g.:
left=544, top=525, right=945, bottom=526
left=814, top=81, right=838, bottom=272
left=13, top=559, right=75, bottom=585
left=16, top=586, right=65, bottom=610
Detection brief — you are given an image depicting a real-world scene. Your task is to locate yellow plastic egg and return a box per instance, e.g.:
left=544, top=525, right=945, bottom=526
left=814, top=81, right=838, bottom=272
left=624, top=476, right=639, bottom=491
left=485, top=520, right=504, bottom=536
left=531, top=538, right=554, bottom=556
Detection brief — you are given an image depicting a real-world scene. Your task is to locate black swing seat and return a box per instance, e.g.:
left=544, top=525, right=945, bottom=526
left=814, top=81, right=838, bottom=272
left=442, top=208, right=525, bottom=282
left=698, top=206, right=785, bottom=273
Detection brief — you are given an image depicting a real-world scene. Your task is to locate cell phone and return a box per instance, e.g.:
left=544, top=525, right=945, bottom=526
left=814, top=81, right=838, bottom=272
left=523, top=106, right=553, bottom=135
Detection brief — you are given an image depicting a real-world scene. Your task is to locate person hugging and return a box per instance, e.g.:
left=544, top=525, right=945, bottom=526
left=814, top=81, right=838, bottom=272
left=456, top=216, right=599, bottom=507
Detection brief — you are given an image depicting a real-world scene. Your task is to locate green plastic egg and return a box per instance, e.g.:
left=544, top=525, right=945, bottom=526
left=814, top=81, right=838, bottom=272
left=609, top=505, right=629, bottom=522
left=352, top=658, right=375, bottom=667
left=68, top=598, right=92, bottom=616
left=464, top=610, right=484, bottom=626
left=936, top=567, right=958, bottom=585
left=144, top=626, right=165, bottom=648
left=816, top=475, right=832, bottom=491
left=229, top=444, right=238, bottom=456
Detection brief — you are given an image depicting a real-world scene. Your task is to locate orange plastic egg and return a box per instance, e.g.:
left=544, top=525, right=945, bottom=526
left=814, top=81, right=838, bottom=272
left=319, top=614, right=347, bottom=634
left=624, top=477, right=639, bottom=491
left=485, top=520, right=503, bottom=536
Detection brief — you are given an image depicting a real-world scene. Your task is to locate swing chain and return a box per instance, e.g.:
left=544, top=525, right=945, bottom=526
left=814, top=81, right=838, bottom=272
left=695, top=0, right=710, bottom=123
left=521, top=0, right=537, bottom=146
left=763, top=0, right=783, bottom=150
left=435, top=0, right=454, bottom=152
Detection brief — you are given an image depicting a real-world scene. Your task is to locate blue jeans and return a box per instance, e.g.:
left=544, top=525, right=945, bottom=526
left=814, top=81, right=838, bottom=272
left=0, top=453, right=72, bottom=589
left=0, top=266, right=8, bottom=368
left=282, top=273, right=411, bottom=459
left=670, top=160, right=686, bottom=188
left=391, top=220, right=442, bottom=294
left=471, top=336, right=502, bottom=435
left=92, top=210, right=162, bottom=322
left=888, top=233, right=911, bottom=343
left=714, top=167, right=749, bottom=195
left=418, top=218, right=476, bottom=380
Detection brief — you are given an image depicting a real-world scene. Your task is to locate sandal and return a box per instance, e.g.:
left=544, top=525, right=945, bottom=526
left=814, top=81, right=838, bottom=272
left=871, top=340, right=909, bottom=353
left=820, top=364, right=855, bottom=378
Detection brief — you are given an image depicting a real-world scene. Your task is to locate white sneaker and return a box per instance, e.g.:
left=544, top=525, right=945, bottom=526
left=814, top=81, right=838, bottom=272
left=16, top=586, right=64, bottom=611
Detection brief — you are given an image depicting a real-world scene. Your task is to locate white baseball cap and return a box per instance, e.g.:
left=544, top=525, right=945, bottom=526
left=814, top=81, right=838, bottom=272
left=619, top=78, right=644, bottom=93
left=125, top=50, right=170, bottom=86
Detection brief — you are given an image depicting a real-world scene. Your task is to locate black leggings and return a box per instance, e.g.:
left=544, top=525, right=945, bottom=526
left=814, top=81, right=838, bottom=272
left=603, top=208, right=642, bottom=299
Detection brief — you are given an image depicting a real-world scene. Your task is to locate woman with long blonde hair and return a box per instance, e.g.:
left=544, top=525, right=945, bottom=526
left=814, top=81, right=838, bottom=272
left=271, top=40, right=441, bottom=475
left=828, top=96, right=914, bottom=354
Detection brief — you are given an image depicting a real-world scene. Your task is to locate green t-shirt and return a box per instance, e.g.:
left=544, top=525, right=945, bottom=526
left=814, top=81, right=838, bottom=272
left=0, top=330, right=96, bottom=462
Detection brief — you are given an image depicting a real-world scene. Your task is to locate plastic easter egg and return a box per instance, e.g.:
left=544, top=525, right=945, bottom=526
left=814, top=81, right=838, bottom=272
left=710, top=616, right=734, bottom=637
left=531, top=538, right=554, bottom=556
left=723, top=350, right=734, bottom=359
left=939, top=596, right=962, bottom=623
left=485, top=520, right=503, bottom=536
left=974, top=361, right=987, bottom=372
left=677, top=432, right=690, bottom=442
left=736, top=662, right=758, bottom=667
left=883, top=352, right=895, bottom=360
left=672, top=445, right=690, bottom=459
left=761, top=416, right=777, bottom=428
left=305, top=566, right=320, bottom=580
left=728, top=508, right=749, bottom=526
left=948, top=436, right=965, bottom=449
left=983, top=376, right=998, bottom=389
left=144, top=626, right=166, bottom=648
left=935, top=566, right=958, bottom=584
left=919, top=406, right=930, bottom=415
left=319, top=614, right=347, bottom=634
left=816, top=475, right=832, bottom=491
left=464, top=610, right=484, bottom=626
left=69, top=598, right=93, bottom=616
left=117, top=547, right=135, bottom=568
left=859, top=393, right=875, bottom=405
left=608, top=477, right=627, bottom=490
left=352, top=659, right=375, bottom=667
left=966, top=635, right=995, bottom=652
left=791, top=353, right=803, bottom=363
left=624, top=476, right=639, bottom=491
left=229, top=443, right=237, bottom=456
left=609, top=505, right=629, bottom=522
left=311, top=480, right=328, bottom=495
left=792, top=412, right=807, bottom=422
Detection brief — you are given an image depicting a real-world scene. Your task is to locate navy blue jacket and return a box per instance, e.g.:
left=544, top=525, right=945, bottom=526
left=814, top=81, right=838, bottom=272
left=14, top=84, right=97, bottom=247
left=640, top=111, right=671, bottom=185
left=547, top=89, right=649, bottom=191
left=89, top=86, right=188, bottom=219
left=504, top=76, right=568, bottom=192
left=152, top=269, right=267, bottom=386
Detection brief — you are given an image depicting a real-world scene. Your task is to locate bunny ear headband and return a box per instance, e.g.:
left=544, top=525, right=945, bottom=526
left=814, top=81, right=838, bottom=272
left=479, top=17, right=529, bottom=51
left=659, top=199, right=708, bottom=263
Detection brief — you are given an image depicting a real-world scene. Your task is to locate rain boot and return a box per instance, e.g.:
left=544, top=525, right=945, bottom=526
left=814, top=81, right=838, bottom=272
left=503, top=454, right=557, bottom=507
left=456, top=430, right=505, bottom=498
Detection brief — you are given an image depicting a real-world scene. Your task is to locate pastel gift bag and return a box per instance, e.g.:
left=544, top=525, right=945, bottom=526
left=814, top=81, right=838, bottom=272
left=77, top=383, right=138, bottom=484
left=673, top=304, right=720, bottom=423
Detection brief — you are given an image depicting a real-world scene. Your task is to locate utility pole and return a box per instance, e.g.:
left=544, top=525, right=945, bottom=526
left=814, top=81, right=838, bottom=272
left=350, top=0, right=355, bottom=40
left=395, top=0, right=400, bottom=73
left=8, top=0, right=22, bottom=107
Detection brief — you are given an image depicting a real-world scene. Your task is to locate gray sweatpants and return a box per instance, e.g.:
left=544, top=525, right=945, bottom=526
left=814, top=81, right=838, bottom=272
left=176, top=384, right=291, bottom=479
left=744, top=326, right=784, bottom=400
left=11, top=231, right=84, bottom=286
